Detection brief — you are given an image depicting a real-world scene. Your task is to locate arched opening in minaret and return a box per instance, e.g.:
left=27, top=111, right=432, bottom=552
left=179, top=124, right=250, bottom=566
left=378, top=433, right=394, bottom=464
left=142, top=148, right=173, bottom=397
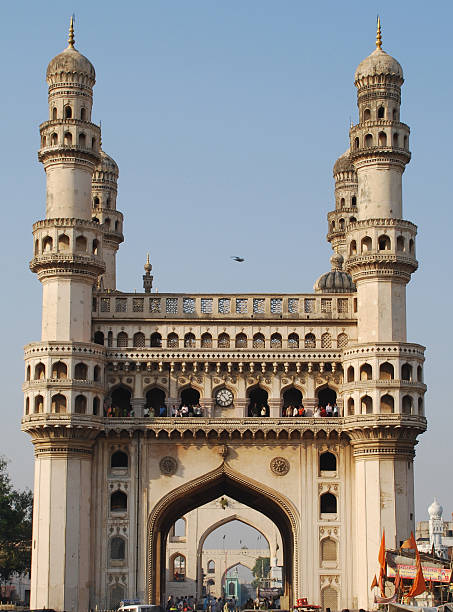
left=349, top=240, right=357, bottom=256
left=34, top=362, right=46, bottom=380
left=110, top=386, right=132, bottom=417
left=79, top=133, right=86, bottom=147
left=52, top=107, right=57, bottom=120
left=401, top=363, right=413, bottom=381
left=354, top=137, right=359, bottom=150
left=340, top=198, right=345, bottom=208
left=380, top=394, right=394, bottom=414
left=51, top=361, right=67, bottom=379
left=180, top=387, right=200, bottom=409
left=418, top=397, right=424, bottom=416
left=352, top=196, right=357, bottom=207
left=316, top=386, right=337, bottom=408
left=378, top=235, right=391, bottom=250
left=378, top=106, right=385, bottom=119
left=247, top=385, right=269, bottom=416
left=93, top=397, right=100, bottom=415
left=347, top=397, right=355, bottom=415
left=409, top=238, right=414, bottom=254
left=393, top=132, right=399, bottom=147
left=402, top=395, right=413, bottom=415
left=51, top=393, right=67, bottom=414
left=80, top=107, right=86, bottom=120
left=379, top=362, right=394, bottom=380
left=363, top=108, right=371, bottom=121
left=347, top=366, right=354, bottom=382
left=42, top=236, right=53, bottom=251
left=393, top=108, right=398, bottom=120
left=25, top=397, right=30, bottom=415
left=34, top=395, right=44, bottom=414
left=417, top=365, right=423, bottom=382
left=76, top=235, right=87, bottom=251
left=51, top=133, right=58, bottom=145
left=201, top=332, right=212, bottom=348
left=74, top=395, right=87, bottom=414
left=92, top=239, right=99, bottom=255
left=64, top=105, right=72, bottom=119
left=360, top=363, right=372, bottom=380
left=397, top=236, right=405, bottom=251
left=64, top=131, right=72, bottom=146
left=378, top=131, right=387, bottom=146
left=361, top=236, right=372, bottom=252
left=146, top=387, right=166, bottom=416
left=361, top=395, right=372, bottom=414
left=365, top=133, right=373, bottom=147
left=93, top=196, right=100, bottom=208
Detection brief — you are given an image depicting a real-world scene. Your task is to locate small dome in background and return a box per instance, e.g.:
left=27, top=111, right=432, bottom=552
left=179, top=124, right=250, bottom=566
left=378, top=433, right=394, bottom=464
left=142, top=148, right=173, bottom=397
left=428, top=498, right=443, bottom=519
left=98, top=150, right=119, bottom=176
left=314, top=254, right=356, bottom=294
left=333, top=150, right=354, bottom=176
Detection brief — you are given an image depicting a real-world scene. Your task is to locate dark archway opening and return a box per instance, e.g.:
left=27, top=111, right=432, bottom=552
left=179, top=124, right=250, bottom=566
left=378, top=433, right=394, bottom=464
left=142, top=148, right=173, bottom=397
left=247, top=386, right=269, bottom=416
left=180, top=387, right=200, bottom=408
left=282, top=388, right=303, bottom=415
left=146, top=388, right=167, bottom=416
left=317, top=386, right=337, bottom=408
left=148, top=469, right=295, bottom=607
left=110, top=386, right=132, bottom=417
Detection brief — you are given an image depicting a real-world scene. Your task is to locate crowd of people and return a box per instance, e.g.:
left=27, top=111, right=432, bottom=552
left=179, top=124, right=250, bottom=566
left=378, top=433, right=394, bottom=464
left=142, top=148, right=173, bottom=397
left=165, top=595, right=280, bottom=611
left=281, top=402, right=339, bottom=417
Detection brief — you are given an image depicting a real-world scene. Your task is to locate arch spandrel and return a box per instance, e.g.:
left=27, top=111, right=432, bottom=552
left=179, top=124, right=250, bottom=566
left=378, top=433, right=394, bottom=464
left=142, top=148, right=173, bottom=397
left=147, top=462, right=300, bottom=605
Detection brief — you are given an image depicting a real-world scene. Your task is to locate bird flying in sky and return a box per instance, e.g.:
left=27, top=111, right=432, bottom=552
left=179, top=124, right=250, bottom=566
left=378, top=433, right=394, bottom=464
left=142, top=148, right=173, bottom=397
left=231, top=256, right=245, bottom=262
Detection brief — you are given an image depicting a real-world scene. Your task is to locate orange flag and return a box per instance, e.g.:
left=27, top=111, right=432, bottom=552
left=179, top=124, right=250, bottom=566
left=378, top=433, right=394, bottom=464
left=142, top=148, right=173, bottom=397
left=378, top=530, right=386, bottom=570
left=379, top=566, right=386, bottom=597
left=401, top=531, right=417, bottom=550
left=370, top=574, right=378, bottom=590
left=407, top=559, right=426, bottom=598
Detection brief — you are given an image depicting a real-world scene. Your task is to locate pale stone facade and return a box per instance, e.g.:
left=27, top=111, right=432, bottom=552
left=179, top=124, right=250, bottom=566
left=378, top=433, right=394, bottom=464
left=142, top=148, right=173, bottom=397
left=22, top=19, right=427, bottom=612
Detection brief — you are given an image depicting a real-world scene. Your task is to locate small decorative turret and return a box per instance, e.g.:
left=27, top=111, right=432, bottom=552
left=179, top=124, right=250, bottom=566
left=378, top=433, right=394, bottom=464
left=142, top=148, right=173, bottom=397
left=143, top=253, right=154, bottom=293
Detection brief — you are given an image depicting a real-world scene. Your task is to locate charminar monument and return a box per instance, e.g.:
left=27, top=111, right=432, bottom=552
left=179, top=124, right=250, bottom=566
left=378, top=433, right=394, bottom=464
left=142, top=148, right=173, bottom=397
left=22, top=17, right=427, bottom=612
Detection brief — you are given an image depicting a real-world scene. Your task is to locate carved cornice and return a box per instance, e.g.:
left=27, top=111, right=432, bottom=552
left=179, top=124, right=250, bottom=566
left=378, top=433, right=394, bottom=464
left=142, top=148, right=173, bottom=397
left=342, top=342, right=425, bottom=358
left=24, top=341, right=106, bottom=359
left=30, top=253, right=105, bottom=279
left=33, top=217, right=102, bottom=231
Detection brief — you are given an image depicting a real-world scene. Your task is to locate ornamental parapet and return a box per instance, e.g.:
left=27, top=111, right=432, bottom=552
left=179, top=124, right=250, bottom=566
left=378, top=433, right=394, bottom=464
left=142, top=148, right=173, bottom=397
left=29, top=252, right=105, bottom=278
left=346, top=218, right=417, bottom=231
left=33, top=217, right=103, bottom=231
left=23, top=378, right=104, bottom=392
left=24, top=341, right=106, bottom=359
left=93, top=293, right=357, bottom=321
left=21, top=413, right=426, bottom=442
left=341, top=379, right=426, bottom=392
left=342, top=342, right=425, bottom=358
left=344, top=253, right=418, bottom=277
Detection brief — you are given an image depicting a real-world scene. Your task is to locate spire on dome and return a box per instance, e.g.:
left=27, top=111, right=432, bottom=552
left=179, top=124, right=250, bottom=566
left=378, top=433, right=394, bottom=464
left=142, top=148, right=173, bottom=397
left=143, top=253, right=153, bottom=292
left=68, top=15, right=75, bottom=48
left=376, top=16, right=382, bottom=50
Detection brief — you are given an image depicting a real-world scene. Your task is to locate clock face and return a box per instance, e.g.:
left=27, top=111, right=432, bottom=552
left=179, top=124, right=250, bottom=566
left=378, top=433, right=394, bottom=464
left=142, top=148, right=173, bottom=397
left=216, top=387, right=234, bottom=407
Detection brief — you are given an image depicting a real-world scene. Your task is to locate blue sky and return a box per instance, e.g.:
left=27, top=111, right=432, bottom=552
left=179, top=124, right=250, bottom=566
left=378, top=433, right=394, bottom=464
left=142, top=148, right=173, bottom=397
left=0, top=0, right=451, bottom=522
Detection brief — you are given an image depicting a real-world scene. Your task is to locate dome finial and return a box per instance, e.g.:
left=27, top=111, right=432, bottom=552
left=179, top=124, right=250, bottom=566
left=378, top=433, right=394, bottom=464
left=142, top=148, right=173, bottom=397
left=376, top=15, right=382, bottom=49
left=68, top=15, right=75, bottom=48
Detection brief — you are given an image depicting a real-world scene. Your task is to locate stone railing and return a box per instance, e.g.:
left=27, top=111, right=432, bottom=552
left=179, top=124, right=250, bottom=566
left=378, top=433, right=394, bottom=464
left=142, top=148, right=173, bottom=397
left=93, top=294, right=356, bottom=320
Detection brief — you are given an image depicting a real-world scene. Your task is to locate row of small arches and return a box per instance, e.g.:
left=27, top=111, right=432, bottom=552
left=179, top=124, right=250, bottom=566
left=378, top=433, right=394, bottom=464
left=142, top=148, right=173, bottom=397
left=25, top=361, right=101, bottom=382
left=362, top=106, right=398, bottom=122
left=94, top=331, right=349, bottom=350
left=51, top=105, right=87, bottom=121
left=25, top=394, right=101, bottom=415
left=338, top=196, right=356, bottom=208
left=330, top=216, right=357, bottom=232
left=349, top=234, right=414, bottom=255
left=42, top=132, right=96, bottom=149
left=353, top=131, right=407, bottom=150
left=35, top=234, right=100, bottom=256
left=345, top=394, right=423, bottom=416
left=346, top=362, right=422, bottom=382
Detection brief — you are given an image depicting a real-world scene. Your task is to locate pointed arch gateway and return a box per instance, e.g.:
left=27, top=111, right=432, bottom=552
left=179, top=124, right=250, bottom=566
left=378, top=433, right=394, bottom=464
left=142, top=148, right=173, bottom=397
left=147, top=463, right=299, bottom=606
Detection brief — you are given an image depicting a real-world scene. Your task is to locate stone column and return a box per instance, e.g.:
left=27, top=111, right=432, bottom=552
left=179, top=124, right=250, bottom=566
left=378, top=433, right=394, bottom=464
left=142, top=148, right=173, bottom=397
left=26, top=425, right=98, bottom=612
left=131, top=397, right=145, bottom=417
left=268, top=398, right=280, bottom=418
left=348, top=423, right=421, bottom=609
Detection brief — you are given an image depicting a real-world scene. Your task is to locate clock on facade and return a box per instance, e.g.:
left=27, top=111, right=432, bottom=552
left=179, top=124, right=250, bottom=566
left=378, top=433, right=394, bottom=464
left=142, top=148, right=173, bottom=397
left=215, top=388, right=234, bottom=407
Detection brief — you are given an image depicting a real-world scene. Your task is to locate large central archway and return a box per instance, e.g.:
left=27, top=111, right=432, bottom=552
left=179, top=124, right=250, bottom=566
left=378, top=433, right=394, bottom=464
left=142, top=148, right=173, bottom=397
left=147, top=464, right=299, bottom=606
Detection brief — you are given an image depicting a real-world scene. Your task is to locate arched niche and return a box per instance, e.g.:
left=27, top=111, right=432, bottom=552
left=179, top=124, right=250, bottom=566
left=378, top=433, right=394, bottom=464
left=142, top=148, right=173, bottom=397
left=147, top=464, right=299, bottom=607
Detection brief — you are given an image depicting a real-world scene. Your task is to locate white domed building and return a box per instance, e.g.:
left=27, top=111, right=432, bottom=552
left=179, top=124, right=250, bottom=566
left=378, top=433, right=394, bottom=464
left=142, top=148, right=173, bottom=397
left=416, top=499, right=453, bottom=560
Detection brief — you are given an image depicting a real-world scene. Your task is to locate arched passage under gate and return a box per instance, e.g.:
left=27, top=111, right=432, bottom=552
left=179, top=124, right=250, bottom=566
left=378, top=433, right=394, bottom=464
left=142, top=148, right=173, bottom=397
left=147, top=464, right=299, bottom=607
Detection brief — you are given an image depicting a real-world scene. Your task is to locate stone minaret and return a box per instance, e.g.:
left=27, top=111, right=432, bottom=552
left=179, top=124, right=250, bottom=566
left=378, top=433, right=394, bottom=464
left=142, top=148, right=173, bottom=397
left=327, top=150, right=358, bottom=258
left=92, top=147, right=123, bottom=290
left=341, top=20, right=425, bottom=607
left=23, top=19, right=105, bottom=611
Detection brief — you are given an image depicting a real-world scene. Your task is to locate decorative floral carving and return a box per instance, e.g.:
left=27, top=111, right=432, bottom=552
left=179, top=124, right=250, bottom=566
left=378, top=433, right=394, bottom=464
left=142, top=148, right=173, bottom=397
left=159, top=456, right=177, bottom=476
left=270, top=456, right=290, bottom=476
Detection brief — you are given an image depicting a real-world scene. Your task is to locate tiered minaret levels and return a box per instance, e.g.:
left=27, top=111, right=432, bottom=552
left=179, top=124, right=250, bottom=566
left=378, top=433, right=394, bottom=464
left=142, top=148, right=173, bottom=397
left=23, top=20, right=106, bottom=611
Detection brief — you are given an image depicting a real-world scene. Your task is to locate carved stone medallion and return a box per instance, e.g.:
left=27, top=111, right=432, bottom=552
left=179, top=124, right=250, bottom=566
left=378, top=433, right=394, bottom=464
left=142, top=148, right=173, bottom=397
left=270, top=456, right=290, bottom=476
left=159, top=456, right=177, bottom=476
